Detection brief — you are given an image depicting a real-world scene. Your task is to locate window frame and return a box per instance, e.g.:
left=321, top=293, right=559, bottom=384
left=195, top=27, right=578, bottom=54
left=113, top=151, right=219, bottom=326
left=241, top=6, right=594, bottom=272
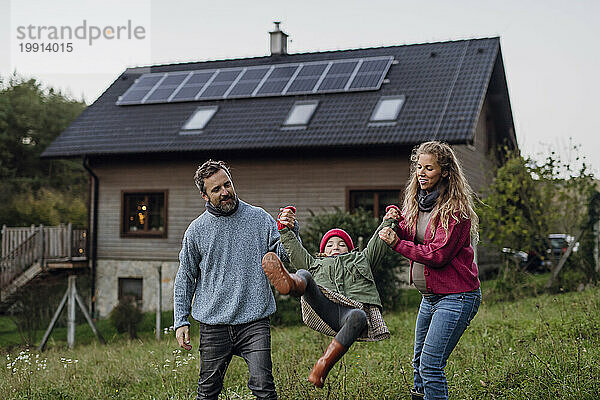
left=369, top=95, right=406, bottom=122
left=346, top=186, right=404, bottom=220
left=121, top=190, right=168, bottom=238
left=180, top=105, right=219, bottom=133
left=118, top=277, right=143, bottom=304
left=282, top=100, right=319, bottom=127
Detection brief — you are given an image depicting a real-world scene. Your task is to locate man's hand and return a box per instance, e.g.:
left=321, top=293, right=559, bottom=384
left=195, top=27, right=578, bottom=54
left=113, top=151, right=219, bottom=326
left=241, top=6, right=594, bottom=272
left=176, top=325, right=192, bottom=350
left=277, top=206, right=296, bottom=230
left=379, top=227, right=399, bottom=247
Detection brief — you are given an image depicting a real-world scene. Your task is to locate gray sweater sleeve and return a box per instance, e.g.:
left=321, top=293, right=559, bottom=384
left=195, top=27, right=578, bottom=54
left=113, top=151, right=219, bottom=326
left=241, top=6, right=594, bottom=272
left=173, top=227, right=201, bottom=330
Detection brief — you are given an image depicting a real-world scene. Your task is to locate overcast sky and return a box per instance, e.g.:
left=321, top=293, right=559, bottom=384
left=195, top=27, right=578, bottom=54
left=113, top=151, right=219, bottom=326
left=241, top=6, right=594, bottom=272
left=1, top=0, right=598, bottom=175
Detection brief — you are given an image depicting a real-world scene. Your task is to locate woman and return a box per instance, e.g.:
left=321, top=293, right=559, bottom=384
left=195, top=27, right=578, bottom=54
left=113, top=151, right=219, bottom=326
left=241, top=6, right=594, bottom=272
left=262, top=206, right=394, bottom=388
left=379, top=141, right=481, bottom=400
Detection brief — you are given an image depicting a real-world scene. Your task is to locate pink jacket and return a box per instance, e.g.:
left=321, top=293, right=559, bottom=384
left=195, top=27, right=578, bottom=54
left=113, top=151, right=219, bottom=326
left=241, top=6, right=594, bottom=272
left=393, top=213, right=480, bottom=294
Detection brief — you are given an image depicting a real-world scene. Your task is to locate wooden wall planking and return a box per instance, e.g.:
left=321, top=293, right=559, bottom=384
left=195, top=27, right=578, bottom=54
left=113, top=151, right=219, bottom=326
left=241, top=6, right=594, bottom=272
left=94, top=154, right=411, bottom=261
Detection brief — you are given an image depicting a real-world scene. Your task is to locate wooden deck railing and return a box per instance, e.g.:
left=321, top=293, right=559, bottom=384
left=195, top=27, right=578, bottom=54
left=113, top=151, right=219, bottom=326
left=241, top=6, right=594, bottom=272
left=0, top=224, right=88, bottom=291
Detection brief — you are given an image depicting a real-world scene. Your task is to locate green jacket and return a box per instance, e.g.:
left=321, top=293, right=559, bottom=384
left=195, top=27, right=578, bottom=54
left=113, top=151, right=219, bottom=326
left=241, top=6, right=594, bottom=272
left=279, top=219, right=397, bottom=308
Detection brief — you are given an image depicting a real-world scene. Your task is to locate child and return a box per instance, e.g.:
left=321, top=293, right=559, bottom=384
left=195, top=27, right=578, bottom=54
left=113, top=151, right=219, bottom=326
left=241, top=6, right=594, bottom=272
left=262, top=206, right=396, bottom=388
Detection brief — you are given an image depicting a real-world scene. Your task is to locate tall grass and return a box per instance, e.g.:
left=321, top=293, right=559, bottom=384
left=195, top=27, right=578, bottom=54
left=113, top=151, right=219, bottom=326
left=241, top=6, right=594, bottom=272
left=1, top=287, right=599, bottom=399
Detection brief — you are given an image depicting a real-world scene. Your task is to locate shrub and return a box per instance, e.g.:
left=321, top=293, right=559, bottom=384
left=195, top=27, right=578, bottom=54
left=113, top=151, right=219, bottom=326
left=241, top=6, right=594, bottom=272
left=270, top=293, right=303, bottom=327
left=300, top=208, right=407, bottom=310
left=109, top=297, right=143, bottom=339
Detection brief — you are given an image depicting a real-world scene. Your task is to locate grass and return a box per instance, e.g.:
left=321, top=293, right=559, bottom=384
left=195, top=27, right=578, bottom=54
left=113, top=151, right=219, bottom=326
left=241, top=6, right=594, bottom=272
left=1, top=286, right=600, bottom=399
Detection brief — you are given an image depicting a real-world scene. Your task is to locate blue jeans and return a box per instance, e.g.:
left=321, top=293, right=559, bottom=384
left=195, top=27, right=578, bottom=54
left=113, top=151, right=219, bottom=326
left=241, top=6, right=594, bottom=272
left=197, top=317, right=277, bottom=400
left=413, top=289, right=481, bottom=400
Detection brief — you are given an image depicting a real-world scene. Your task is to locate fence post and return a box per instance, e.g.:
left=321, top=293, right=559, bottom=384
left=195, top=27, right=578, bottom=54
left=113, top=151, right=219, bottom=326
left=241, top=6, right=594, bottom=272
left=67, top=275, right=76, bottom=348
left=594, top=219, right=599, bottom=273
left=38, top=225, right=45, bottom=266
left=1, top=224, right=6, bottom=259
left=67, top=223, right=73, bottom=259
left=156, top=265, right=162, bottom=341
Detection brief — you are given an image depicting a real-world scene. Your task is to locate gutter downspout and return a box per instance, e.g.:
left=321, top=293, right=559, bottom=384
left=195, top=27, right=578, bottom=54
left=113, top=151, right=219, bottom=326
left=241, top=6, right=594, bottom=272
left=83, top=157, right=98, bottom=317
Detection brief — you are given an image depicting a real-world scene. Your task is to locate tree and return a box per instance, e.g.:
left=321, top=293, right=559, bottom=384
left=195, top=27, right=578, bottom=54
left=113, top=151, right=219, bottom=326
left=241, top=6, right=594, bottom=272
left=0, top=74, right=87, bottom=227
left=478, top=147, right=596, bottom=277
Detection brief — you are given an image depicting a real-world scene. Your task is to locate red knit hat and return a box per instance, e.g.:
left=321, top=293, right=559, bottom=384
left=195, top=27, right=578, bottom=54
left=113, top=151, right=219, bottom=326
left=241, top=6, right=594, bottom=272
left=319, top=228, right=354, bottom=253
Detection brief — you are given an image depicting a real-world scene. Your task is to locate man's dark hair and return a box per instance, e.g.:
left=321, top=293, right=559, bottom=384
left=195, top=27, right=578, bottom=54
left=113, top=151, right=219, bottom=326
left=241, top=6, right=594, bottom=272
left=194, top=160, right=232, bottom=194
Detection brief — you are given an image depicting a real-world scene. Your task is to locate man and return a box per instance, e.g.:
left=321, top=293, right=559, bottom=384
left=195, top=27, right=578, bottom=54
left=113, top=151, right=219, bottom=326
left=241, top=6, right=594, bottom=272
left=174, top=160, right=298, bottom=400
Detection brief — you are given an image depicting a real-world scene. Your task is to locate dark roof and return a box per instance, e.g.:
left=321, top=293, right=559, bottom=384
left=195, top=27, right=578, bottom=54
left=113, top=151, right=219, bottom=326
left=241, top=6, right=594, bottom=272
left=42, top=37, right=515, bottom=158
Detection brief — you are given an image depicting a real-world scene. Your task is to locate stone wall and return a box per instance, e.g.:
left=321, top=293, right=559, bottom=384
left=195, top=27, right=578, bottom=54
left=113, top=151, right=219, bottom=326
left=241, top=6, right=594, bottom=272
left=96, top=259, right=178, bottom=318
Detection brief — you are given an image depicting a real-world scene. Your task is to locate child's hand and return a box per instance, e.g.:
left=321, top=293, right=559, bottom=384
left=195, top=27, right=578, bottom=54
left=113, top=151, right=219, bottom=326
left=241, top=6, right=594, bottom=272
left=383, top=205, right=401, bottom=221
left=277, top=206, right=296, bottom=230
left=379, top=227, right=399, bottom=247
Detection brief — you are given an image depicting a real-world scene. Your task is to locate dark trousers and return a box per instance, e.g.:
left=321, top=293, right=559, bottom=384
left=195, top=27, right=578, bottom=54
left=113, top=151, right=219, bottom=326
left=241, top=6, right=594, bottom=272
left=297, top=269, right=367, bottom=348
left=197, top=317, right=277, bottom=400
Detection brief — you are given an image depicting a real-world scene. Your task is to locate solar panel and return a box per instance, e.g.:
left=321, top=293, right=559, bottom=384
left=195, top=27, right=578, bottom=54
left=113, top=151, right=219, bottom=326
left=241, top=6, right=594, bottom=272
left=170, top=71, right=215, bottom=101
left=256, top=79, right=289, bottom=95
left=116, top=56, right=393, bottom=105
left=286, top=77, right=320, bottom=93
left=145, top=72, right=189, bottom=103
left=228, top=67, right=270, bottom=97
left=117, top=73, right=165, bottom=105
left=297, top=63, right=327, bottom=77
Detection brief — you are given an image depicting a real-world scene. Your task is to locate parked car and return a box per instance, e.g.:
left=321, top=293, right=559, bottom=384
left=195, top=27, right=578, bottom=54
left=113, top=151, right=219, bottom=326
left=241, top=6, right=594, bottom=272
left=500, top=233, right=579, bottom=273
left=501, top=247, right=528, bottom=265
left=547, top=233, right=579, bottom=261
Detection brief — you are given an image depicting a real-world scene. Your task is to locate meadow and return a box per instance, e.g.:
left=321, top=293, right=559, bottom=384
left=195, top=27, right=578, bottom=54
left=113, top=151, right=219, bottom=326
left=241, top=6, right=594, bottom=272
left=1, top=285, right=599, bottom=399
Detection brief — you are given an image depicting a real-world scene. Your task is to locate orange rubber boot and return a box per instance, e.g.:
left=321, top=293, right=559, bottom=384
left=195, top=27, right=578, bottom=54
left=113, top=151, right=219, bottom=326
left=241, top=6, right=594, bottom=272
left=308, top=339, right=347, bottom=388
left=262, top=252, right=306, bottom=296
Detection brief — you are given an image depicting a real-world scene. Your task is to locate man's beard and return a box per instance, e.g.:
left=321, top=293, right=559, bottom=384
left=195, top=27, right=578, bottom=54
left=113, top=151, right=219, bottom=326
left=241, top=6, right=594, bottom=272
left=213, top=194, right=238, bottom=213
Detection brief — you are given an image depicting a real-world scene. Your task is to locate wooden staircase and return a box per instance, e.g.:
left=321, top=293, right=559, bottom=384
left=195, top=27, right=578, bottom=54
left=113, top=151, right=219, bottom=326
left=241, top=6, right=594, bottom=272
left=0, top=224, right=88, bottom=311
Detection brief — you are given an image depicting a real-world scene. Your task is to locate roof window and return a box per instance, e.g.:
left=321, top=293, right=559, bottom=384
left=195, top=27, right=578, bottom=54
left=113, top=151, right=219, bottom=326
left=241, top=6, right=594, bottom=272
left=370, top=96, right=405, bottom=122
left=180, top=106, right=218, bottom=132
left=283, top=100, right=319, bottom=127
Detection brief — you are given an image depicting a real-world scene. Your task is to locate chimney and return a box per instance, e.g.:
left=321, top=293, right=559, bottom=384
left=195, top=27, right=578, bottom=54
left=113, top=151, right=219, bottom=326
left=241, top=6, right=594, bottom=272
left=269, top=21, right=288, bottom=56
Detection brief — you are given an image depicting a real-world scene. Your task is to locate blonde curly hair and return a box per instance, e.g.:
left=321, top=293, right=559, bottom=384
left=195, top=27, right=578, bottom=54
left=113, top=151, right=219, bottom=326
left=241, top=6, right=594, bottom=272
left=402, top=141, right=479, bottom=241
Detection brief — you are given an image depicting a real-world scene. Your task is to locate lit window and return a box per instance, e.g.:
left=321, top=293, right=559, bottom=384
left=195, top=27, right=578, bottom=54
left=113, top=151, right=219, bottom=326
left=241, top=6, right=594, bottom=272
left=284, top=100, right=319, bottom=126
left=122, top=191, right=167, bottom=237
left=181, top=106, right=218, bottom=131
left=370, top=96, right=405, bottom=121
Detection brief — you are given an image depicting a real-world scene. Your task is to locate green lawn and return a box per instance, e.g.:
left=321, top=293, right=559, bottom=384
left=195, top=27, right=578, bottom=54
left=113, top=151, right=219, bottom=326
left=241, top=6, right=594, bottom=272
left=1, top=286, right=599, bottom=399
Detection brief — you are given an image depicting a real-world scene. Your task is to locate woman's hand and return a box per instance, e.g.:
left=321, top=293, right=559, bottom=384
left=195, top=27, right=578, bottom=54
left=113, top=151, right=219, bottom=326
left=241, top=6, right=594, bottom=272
left=383, top=205, right=401, bottom=221
left=379, top=227, right=399, bottom=247
left=277, top=206, right=296, bottom=230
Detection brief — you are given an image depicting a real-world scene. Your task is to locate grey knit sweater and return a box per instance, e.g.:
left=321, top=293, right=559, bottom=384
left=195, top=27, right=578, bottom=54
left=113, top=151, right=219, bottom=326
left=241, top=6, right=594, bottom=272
left=173, top=199, right=296, bottom=329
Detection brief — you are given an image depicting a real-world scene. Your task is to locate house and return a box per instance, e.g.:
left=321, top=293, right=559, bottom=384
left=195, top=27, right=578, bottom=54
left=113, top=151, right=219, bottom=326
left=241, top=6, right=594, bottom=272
left=42, top=26, right=517, bottom=317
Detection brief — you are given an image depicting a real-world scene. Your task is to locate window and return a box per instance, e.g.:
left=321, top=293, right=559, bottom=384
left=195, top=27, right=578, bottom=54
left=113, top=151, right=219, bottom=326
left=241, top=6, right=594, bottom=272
left=283, top=100, right=319, bottom=126
left=370, top=95, right=405, bottom=122
left=118, top=277, right=143, bottom=304
left=180, top=106, right=218, bottom=132
left=348, top=189, right=403, bottom=219
left=122, top=191, right=167, bottom=237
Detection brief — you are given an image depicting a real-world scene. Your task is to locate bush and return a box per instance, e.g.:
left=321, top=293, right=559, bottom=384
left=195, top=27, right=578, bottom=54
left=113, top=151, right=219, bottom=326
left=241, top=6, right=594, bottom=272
left=300, top=208, right=407, bottom=310
left=270, top=293, right=303, bottom=327
left=109, top=297, right=143, bottom=339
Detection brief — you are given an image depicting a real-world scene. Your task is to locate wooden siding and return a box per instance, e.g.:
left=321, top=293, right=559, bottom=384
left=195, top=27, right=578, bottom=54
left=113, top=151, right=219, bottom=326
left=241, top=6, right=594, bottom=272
left=92, top=93, right=499, bottom=262
left=94, top=154, right=411, bottom=261
left=453, top=96, right=495, bottom=194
